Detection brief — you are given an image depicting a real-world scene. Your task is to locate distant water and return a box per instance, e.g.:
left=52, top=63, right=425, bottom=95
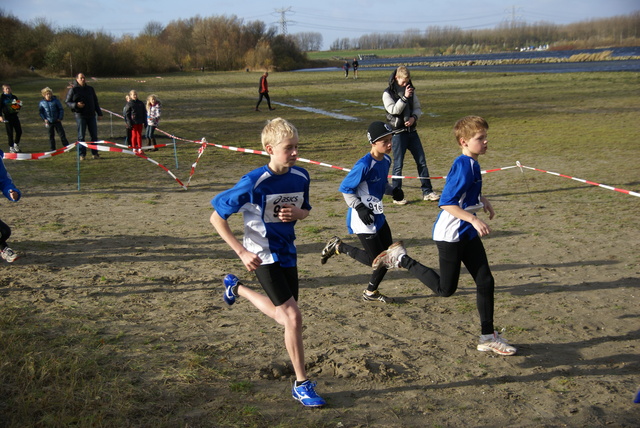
left=297, top=47, right=640, bottom=73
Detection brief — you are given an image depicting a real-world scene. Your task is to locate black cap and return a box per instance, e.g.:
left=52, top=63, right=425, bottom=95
left=367, top=121, right=395, bottom=144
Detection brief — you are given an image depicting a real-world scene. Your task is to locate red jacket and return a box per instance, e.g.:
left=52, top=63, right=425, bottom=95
left=259, top=75, right=269, bottom=94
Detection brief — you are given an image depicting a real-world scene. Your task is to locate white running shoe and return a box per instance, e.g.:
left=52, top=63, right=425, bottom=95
left=423, top=191, right=440, bottom=201
left=477, top=331, right=517, bottom=356
left=372, top=241, right=407, bottom=270
left=1, top=247, right=19, bottom=263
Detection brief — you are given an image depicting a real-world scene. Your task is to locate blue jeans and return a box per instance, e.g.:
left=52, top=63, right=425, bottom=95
left=145, top=125, right=156, bottom=139
left=391, top=129, right=433, bottom=195
left=74, top=114, right=99, bottom=156
left=47, top=121, right=69, bottom=150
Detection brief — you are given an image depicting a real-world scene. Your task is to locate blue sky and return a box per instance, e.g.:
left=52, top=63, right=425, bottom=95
left=4, top=0, right=638, bottom=50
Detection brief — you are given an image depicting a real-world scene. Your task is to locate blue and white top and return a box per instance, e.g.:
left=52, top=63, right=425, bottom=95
left=433, top=155, right=483, bottom=242
left=339, top=152, right=390, bottom=234
left=0, top=150, right=21, bottom=201
left=212, top=165, right=311, bottom=267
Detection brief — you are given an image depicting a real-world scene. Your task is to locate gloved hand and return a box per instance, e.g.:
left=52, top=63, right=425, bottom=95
left=355, top=203, right=374, bottom=225
left=392, top=187, right=404, bottom=201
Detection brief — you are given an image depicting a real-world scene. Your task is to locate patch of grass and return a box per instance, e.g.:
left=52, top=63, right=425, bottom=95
left=302, top=225, right=324, bottom=234
left=454, top=298, right=475, bottom=314
left=39, top=222, right=64, bottom=231
left=230, top=380, right=253, bottom=393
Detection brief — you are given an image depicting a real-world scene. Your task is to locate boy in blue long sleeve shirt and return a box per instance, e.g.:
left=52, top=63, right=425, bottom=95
left=0, top=149, right=21, bottom=262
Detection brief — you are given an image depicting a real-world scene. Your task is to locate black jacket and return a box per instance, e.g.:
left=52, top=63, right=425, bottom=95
left=65, top=82, right=103, bottom=118
left=124, top=99, right=147, bottom=127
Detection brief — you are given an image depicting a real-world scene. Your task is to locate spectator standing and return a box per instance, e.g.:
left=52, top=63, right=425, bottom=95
left=145, top=94, right=161, bottom=151
left=123, top=90, right=147, bottom=154
left=343, top=60, right=350, bottom=78
left=255, top=72, right=275, bottom=112
left=123, top=94, right=131, bottom=147
left=352, top=58, right=359, bottom=79
left=0, top=84, right=23, bottom=153
left=38, top=87, right=69, bottom=151
left=383, top=66, right=439, bottom=203
left=65, top=73, right=103, bottom=160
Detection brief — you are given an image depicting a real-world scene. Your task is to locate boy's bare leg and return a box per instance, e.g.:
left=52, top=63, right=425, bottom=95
left=238, top=287, right=307, bottom=381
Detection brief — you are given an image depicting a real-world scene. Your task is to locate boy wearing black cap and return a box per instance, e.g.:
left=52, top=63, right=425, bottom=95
left=320, top=121, right=405, bottom=303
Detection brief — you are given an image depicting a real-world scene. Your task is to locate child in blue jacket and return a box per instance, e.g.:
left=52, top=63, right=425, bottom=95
left=39, top=87, right=69, bottom=151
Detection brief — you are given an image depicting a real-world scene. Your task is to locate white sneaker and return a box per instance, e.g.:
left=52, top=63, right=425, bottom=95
left=13, top=144, right=21, bottom=153
left=1, top=247, right=19, bottom=263
left=423, top=192, right=440, bottom=201
left=477, top=331, right=517, bottom=356
left=372, top=241, right=407, bottom=270
left=9, top=147, right=16, bottom=153
left=393, top=199, right=408, bottom=205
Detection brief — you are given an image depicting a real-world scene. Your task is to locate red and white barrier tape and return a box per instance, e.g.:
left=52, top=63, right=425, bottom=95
left=9, top=108, right=637, bottom=198
left=187, top=139, right=208, bottom=187
left=79, top=142, right=187, bottom=190
left=516, top=161, right=640, bottom=198
left=2, top=144, right=77, bottom=160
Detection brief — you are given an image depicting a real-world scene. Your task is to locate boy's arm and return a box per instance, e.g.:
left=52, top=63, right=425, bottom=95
left=209, top=210, right=262, bottom=271
left=0, top=161, right=20, bottom=202
left=479, top=195, right=495, bottom=219
left=441, top=204, right=492, bottom=237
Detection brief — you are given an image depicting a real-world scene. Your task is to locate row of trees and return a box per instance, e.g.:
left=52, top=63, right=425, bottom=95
left=330, top=12, right=640, bottom=52
left=0, top=12, right=312, bottom=77
left=1, top=10, right=637, bottom=78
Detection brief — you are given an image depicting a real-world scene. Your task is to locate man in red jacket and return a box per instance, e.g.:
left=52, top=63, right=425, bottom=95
left=255, top=72, right=276, bottom=112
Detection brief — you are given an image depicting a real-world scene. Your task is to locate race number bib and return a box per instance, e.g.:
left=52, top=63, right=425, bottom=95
left=264, top=192, right=304, bottom=223
left=360, top=194, right=384, bottom=214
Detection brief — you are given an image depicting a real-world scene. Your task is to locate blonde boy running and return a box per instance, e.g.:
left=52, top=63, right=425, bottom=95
left=209, top=118, right=325, bottom=407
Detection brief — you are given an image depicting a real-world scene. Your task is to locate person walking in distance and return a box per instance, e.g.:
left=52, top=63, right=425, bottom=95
left=255, top=72, right=275, bottom=112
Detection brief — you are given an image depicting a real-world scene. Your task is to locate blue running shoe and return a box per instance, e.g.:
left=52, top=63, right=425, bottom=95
left=292, top=380, right=326, bottom=408
left=223, top=274, right=240, bottom=306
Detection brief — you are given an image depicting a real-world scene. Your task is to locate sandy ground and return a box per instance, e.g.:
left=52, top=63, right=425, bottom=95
left=1, top=151, right=639, bottom=427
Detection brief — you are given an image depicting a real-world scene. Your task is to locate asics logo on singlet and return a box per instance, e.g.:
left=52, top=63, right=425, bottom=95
left=274, top=195, right=299, bottom=204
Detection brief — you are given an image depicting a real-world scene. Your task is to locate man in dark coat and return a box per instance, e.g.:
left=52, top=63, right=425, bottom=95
left=65, top=73, right=103, bottom=160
